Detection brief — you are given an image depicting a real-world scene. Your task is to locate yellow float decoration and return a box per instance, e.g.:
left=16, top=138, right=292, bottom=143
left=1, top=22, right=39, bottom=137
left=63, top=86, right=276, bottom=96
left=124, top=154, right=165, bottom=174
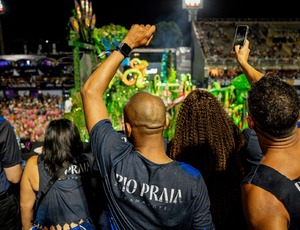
left=122, top=69, right=141, bottom=86
left=130, top=58, right=142, bottom=69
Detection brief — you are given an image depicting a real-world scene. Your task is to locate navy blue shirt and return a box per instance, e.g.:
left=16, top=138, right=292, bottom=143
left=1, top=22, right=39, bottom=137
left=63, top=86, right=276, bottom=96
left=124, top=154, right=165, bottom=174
left=90, top=119, right=214, bottom=230
left=0, top=117, right=22, bottom=194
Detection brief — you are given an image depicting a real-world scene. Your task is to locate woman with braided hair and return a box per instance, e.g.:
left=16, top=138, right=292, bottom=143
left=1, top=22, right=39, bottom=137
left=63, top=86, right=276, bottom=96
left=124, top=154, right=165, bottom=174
left=168, top=89, right=247, bottom=229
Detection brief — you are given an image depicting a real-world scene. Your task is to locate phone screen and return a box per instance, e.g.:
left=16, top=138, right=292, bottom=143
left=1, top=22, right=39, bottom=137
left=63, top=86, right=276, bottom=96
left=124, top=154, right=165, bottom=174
left=233, top=25, right=249, bottom=50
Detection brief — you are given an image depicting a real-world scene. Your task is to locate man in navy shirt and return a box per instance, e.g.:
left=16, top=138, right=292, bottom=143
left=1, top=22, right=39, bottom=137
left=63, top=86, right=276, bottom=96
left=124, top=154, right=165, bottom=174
left=0, top=117, right=23, bottom=229
left=81, top=24, right=214, bottom=229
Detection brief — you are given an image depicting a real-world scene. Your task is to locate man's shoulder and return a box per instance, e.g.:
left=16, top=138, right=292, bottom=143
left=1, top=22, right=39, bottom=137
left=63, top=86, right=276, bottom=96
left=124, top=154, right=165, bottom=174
left=0, top=116, right=8, bottom=126
left=90, top=119, right=112, bottom=134
left=171, top=161, right=202, bottom=180
left=242, top=164, right=300, bottom=199
left=0, top=117, right=12, bottom=135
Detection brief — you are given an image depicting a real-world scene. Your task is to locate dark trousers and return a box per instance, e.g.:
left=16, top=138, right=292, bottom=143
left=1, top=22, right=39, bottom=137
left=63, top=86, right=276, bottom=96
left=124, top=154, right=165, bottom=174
left=0, top=193, right=22, bottom=230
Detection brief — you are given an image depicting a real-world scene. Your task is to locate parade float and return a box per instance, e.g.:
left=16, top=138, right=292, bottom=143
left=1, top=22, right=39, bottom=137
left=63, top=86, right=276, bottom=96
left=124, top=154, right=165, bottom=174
left=65, top=0, right=250, bottom=142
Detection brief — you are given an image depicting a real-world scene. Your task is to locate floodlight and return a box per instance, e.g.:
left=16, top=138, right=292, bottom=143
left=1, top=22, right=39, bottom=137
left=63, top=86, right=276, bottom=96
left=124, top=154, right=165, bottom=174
left=182, top=0, right=203, bottom=9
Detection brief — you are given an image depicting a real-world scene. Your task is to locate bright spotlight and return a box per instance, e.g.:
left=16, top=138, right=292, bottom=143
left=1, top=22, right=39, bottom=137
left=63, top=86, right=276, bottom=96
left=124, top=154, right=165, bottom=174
left=182, top=0, right=203, bottom=9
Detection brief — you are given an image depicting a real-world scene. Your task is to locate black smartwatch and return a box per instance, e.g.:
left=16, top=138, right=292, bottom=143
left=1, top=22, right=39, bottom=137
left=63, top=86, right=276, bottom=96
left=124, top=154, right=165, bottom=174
left=116, top=43, right=132, bottom=57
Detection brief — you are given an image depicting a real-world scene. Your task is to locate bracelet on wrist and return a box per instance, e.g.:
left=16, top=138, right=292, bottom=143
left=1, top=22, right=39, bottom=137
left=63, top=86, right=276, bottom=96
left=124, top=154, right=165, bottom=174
left=98, top=50, right=113, bottom=58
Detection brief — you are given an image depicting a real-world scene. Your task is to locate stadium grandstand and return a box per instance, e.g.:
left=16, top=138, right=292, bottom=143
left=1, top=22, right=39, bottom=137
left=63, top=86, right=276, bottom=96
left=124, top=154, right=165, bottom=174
left=191, top=19, right=300, bottom=94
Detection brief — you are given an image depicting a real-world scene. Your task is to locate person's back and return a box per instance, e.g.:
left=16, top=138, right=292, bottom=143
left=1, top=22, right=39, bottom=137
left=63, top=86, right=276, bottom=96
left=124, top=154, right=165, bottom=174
left=90, top=117, right=213, bottom=229
left=81, top=24, right=214, bottom=229
left=168, top=89, right=246, bottom=229
left=234, top=39, right=300, bottom=229
left=34, top=154, right=94, bottom=228
left=20, top=118, right=96, bottom=229
left=0, top=116, right=23, bottom=230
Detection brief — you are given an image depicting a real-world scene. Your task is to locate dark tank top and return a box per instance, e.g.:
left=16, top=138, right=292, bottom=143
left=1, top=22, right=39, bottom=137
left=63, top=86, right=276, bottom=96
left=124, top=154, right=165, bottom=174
left=242, top=164, right=300, bottom=229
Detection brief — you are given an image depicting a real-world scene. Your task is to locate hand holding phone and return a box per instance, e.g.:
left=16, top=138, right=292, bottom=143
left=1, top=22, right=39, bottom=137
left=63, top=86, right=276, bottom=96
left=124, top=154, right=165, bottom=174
left=232, top=25, right=249, bottom=51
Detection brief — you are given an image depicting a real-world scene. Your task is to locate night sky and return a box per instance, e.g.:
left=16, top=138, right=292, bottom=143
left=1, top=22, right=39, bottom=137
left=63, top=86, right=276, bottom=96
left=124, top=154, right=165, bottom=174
left=0, top=0, right=299, bottom=54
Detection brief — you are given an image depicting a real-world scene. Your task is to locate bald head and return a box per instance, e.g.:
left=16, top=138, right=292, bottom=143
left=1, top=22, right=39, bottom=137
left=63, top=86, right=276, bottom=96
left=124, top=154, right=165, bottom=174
left=124, top=92, right=166, bottom=132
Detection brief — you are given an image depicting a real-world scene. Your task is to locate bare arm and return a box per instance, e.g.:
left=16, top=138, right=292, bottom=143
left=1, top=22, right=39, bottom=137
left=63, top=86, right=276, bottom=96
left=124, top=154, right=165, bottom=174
left=81, top=24, right=156, bottom=132
left=234, top=40, right=264, bottom=85
left=242, top=184, right=289, bottom=229
left=20, top=155, right=39, bottom=230
left=4, top=163, right=22, bottom=183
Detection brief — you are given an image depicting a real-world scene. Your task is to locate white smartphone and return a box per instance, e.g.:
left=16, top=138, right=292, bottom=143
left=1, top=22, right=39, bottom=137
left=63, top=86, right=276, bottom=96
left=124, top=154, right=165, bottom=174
left=232, top=25, right=249, bottom=50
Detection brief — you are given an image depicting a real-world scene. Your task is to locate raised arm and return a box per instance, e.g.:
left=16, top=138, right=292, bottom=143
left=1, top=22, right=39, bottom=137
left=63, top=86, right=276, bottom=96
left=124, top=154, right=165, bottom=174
left=234, top=39, right=264, bottom=84
left=81, top=24, right=156, bottom=132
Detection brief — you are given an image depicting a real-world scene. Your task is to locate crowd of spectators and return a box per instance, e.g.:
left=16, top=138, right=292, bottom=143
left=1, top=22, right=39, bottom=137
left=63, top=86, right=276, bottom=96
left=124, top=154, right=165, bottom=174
left=0, top=56, right=74, bottom=90
left=0, top=94, right=65, bottom=142
left=196, top=20, right=300, bottom=61
left=0, top=75, right=74, bottom=90
left=195, top=19, right=300, bottom=85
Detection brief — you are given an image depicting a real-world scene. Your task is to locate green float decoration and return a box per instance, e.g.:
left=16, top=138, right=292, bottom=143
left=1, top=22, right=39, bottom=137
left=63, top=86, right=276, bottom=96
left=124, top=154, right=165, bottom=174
left=66, top=0, right=251, bottom=141
left=66, top=0, right=195, bottom=142
left=208, top=73, right=250, bottom=130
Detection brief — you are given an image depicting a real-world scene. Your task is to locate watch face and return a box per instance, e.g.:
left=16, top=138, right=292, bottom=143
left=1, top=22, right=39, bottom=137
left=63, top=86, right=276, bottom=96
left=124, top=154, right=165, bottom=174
left=118, top=43, right=131, bottom=56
